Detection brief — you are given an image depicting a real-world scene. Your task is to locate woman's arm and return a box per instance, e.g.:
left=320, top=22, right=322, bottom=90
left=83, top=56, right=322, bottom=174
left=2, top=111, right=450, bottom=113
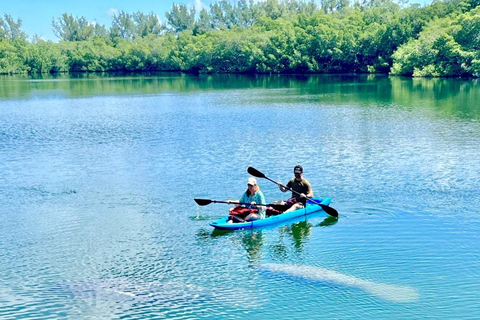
left=255, top=192, right=266, bottom=213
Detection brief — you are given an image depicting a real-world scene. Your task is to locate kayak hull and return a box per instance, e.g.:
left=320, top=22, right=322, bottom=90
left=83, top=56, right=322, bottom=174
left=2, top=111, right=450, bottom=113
left=209, top=197, right=331, bottom=230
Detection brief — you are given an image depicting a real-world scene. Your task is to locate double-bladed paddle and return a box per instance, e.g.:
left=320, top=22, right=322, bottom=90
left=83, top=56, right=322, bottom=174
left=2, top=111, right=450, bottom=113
left=195, top=199, right=252, bottom=206
left=247, top=166, right=339, bottom=218
left=194, top=198, right=288, bottom=211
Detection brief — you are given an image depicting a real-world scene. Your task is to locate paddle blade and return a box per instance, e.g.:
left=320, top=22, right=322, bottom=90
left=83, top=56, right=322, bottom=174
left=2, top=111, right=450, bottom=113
left=194, top=198, right=212, bottom=206
left=247, top=167, right=266, bottom=178
left=320, top=204, right=339, bottom=218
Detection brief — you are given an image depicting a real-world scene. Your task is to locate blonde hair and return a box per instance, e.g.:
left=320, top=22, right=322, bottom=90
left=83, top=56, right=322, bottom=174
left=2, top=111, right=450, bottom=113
left=246, top=184, right=260, bottom=195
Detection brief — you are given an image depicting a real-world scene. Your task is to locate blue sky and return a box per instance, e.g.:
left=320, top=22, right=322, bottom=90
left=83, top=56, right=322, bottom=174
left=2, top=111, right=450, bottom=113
left=1, top=0, right=430, bottom=42
left=0, top=0, right=214, bottom=41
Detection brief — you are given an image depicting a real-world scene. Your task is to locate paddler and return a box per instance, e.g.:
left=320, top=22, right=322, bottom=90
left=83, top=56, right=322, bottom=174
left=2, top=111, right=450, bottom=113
left=227, top=177, right=266, bottom=223
left=278, top=165, right=313, bottom=212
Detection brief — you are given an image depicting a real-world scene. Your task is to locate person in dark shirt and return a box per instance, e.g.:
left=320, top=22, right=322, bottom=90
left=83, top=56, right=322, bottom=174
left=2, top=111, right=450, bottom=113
left=278, top=165, right=313, bottom=212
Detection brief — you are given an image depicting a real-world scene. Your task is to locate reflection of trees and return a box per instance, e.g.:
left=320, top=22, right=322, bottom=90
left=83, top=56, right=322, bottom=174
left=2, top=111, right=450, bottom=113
left=390, top=77, right=480, bottom=119
left=239, top=231, right=265, bottom=264
left=2, top=74, right=479, bottom=121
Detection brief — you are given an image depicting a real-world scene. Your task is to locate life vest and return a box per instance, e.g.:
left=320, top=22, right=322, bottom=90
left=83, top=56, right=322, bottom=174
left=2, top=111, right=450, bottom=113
left=229, top=207, right=258, bottom=216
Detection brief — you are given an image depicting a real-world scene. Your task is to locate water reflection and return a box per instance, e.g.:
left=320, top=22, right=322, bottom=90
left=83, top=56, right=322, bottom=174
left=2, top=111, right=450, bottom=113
left=317, top=216, right=339, bottom=227
left=238, top=231, right=266, bottom=264
left=1, top=74, right=479, bottom=119
left=1, top=71, right=480, bottom=320
left=280, top=221, right=313, bottom=252
left=196, top=214, right=336, bottom=262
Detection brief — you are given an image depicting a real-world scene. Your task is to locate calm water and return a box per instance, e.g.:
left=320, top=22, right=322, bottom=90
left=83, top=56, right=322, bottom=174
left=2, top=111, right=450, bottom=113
left=0, top=73, right=479, bottom=319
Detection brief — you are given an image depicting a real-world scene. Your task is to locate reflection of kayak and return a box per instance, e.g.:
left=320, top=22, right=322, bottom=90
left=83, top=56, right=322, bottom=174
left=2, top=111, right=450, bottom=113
left=209, top=197, right=331, bottom=230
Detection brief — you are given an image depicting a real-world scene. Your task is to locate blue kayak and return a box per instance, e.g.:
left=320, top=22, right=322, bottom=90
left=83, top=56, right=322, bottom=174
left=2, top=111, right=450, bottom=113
left=209, top=197, right=331, bottom=230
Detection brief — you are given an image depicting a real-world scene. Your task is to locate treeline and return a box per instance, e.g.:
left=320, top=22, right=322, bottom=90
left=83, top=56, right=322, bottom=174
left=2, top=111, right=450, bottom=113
left=1, top=0, right=479, bottom=77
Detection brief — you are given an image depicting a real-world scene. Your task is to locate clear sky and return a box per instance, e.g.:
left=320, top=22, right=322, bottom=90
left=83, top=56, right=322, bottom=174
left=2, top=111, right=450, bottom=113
left=1, top=0, right=430, bottom=42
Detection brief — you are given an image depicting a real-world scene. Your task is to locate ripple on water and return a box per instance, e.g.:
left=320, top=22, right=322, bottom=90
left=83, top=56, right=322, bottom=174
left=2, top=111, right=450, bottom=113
left=1, top=77, right=480, bottom=319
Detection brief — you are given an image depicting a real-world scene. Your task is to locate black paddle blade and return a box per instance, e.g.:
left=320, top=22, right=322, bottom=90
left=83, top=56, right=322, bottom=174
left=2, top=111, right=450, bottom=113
left=247, top=167, right=265, bottom=178
left=194, top=198, right=212, bottom=206
left=320, top=204, right=339, bottom=218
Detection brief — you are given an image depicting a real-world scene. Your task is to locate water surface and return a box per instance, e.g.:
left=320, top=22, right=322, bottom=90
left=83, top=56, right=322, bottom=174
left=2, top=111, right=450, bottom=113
left=0, top=74, right=479, bottom=319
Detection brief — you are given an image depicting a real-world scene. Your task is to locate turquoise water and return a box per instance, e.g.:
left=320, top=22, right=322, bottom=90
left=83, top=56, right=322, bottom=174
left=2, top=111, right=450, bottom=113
left=0, top=74, right=479, bottom=319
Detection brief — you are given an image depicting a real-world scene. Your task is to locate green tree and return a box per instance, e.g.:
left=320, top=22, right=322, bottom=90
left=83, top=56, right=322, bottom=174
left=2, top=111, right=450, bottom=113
left=194, top=9, right=214, bottom=35
left=263, top=0, right=287, bottom=20
left=210, top=28, right=266, bottom=72
left=52, top=13, right=95, bottom=41
left=390, top=6, right=480, bottom=77
left=294, top=0, right=320, bottom=15
left=166, top=4, right=196, bottom=33
left=453, top=6, right=480, bottom=51
left=2, top=0, right=480, bottom=76
left=236, top=0, right=259, bottom=27
left=0, top=14, right=26, bottom=40
left=93, top=23, right=109, bottom=40
left=23, top=40, right=67, bottom=73
left=133, top=11, right=165, bottom=37
left=217, top=0, right=238, bottom=28
left=0, top=39, right=27, bottom=73
left=110, top=11, right=135, bottom=40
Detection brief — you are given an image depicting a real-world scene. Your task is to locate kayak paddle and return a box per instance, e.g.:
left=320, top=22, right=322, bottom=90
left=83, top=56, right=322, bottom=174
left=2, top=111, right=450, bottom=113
left=247, top=167, right=339, bottom=218
left=195, top=199, right=246, bottom=206
left=194, top=198, right=288, bottom=211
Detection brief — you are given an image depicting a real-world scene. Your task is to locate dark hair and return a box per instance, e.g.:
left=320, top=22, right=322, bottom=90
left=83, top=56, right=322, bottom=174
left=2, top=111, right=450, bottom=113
left=294, top=165, right=303, bottom=173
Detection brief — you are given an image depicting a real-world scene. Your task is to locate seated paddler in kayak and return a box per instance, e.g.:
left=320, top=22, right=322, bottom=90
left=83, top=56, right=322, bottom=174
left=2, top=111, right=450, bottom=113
left=277, top=165, right=313, bottom=213
left=227, top=177, right=266, bottom=223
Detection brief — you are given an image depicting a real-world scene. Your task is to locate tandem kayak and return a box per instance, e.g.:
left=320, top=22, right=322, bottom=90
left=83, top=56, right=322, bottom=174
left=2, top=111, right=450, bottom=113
left=209, top=197, right=331, bottom=230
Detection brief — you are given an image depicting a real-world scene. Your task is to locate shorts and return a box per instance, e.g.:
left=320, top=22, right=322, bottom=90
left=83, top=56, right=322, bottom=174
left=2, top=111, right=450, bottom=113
left=285, top=197, right=306, bottom=209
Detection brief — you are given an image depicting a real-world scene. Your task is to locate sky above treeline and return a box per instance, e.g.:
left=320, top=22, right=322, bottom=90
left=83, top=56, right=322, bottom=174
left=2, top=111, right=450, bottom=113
left=1, top=0, right=431, bottom=42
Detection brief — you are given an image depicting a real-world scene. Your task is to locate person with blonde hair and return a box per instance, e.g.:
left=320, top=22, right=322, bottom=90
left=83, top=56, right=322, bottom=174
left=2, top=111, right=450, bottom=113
left=227, top=177, right=266, bottom=223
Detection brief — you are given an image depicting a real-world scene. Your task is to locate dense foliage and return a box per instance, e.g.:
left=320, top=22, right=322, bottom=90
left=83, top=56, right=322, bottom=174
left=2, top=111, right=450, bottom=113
left=0, top=0, right=479, bottom=77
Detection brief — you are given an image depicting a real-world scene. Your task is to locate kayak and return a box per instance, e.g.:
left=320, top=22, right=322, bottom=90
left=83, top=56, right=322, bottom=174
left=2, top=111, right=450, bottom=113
left=209, top=197, right=331, bottom=230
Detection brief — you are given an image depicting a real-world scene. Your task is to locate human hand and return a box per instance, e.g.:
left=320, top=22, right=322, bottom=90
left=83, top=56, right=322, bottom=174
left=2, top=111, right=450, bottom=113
left=300, top=193, right=306, bottom=198
left=251, top=201, right=256, bottom=205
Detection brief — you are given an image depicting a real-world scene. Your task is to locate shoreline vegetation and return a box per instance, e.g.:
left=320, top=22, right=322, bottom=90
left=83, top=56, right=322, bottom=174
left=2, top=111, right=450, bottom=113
left=0, top=0, right=479, bottom=77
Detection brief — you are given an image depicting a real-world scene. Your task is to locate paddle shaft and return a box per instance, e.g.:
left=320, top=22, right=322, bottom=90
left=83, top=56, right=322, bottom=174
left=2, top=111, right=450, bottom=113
left=280, top=183, right=338, bottom=217
left=194, top=198, right=288, bottom=211
left=195, top=198, right=270, bottom=207
left=210, top=200, right=269, bottom=207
